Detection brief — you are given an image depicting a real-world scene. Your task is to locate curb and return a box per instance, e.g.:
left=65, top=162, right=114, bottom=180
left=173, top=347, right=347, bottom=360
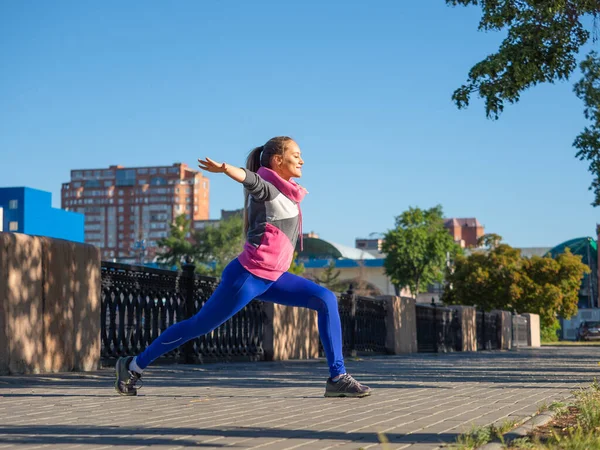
left=479, top=411, right=556, bottom=450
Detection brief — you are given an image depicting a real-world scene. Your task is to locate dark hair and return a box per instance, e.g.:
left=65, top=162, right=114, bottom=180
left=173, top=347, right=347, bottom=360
left=244, top=136, right=295, bottom=234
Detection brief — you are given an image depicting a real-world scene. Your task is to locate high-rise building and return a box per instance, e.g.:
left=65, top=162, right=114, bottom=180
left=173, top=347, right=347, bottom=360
left=61, top=163, right=209, bottom=263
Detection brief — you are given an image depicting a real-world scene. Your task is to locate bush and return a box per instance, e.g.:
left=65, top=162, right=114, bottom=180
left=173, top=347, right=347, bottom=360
left=541, top=320, right=561, bottom=342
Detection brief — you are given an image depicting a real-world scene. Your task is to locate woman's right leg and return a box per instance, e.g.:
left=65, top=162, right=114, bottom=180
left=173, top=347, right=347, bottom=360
left=136, top=259, right=273, bottom=369
left=115, top=259, right=273, bottom=395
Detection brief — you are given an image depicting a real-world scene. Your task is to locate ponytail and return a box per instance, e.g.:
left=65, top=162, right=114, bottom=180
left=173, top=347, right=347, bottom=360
left=246, top=146, right=263, bottom=173
left=244, top=146, right=264, bottom=234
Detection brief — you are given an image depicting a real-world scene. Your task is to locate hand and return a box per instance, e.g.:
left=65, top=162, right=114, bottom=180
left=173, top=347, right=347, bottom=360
left=198, top=157, right=228, bottom=173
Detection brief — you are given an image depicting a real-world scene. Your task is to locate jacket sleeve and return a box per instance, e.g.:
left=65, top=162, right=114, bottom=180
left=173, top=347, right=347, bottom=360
left=242, top=169, right=276, bottom=202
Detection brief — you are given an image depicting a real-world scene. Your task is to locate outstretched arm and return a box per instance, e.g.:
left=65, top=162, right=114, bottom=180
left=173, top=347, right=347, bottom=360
left=198, top=157, right=246, bottom=183
left=199, top=157, right=275, bottom=202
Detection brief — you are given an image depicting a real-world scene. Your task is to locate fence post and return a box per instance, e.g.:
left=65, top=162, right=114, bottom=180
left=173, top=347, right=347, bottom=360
left=481, top=307, right=486, bottom=350
left=431, top=298, right=438, bottom=353
left=348, top=285, right=357, bottom=357
left=182, top=262, right=196, bottom=364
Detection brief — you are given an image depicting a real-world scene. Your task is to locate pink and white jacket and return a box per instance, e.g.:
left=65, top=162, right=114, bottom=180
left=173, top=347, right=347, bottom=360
left=237, top=167, right=307, bottom=281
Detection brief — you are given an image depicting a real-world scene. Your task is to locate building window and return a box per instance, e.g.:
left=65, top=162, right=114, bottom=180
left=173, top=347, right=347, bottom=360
left=9, top=221, right=18, bottom=231
left=8, top=200, right=18, bottom=209
left=150, top=176, right=167, bottom=186
left=115, top=169, right=136, bottom=187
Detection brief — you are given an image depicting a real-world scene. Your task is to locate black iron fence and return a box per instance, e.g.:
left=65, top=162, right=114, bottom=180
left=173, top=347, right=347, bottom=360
left=101, top=264, right=389, bottom=365
left=338, top=292, right=387, bottom=356
left=101, top=262, right=265, bottom=364
left=415, top=304, right=461, bottom=353
left=101, top=262, right=531, bottom=364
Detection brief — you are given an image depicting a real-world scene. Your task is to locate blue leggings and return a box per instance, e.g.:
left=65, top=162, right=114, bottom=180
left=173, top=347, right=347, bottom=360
left=136, top=258, right=346, bottom=378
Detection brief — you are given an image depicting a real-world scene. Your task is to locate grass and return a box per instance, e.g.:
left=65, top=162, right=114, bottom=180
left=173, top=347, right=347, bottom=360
left=506, top=379, right=600, bottom=449
left=541, top=340, right=600, bottom=346
left=449, top=418, right=522, bottom=449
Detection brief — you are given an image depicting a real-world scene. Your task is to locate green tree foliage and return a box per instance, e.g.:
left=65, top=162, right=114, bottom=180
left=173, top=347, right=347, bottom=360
left=574, top=52, right=600, bottom=205
left=157, top=214, right=244, bottom=276
left=382, top=205, right=461, bottom=296
left=288, top=252, right=305, bottom=276
left=314, top=260, right=341, bottom=289
left=448, top=1, right=600, bottom=203
left=443, top=235, right=590, bottom=327
left=156, top=214, right=195, bottom=270
left=194, top=214, right=244, bottom=277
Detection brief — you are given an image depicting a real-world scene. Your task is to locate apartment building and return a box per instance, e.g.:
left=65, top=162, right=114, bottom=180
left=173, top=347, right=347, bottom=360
left=61, top=163, right=209, bottom=263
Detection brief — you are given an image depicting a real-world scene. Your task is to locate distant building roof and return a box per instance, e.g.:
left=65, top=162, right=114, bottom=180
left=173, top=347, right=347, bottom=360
left=546, top=237, right=597, bottom=266
left=296, top=237, right=376, bottom=260
left=519, top=247, right=553, bottom=258
left=303, top=258, right=384, bottom=269
left=465, top=246, right=552, bottom=258
left=444, top=218, right=482, bottom=228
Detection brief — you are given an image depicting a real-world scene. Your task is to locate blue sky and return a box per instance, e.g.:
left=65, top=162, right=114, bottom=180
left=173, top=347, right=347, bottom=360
left=1, top=1, right=597, bottom=249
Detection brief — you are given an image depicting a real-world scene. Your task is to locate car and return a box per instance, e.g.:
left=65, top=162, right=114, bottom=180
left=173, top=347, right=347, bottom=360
left=576, top=321, right=600, bottom=341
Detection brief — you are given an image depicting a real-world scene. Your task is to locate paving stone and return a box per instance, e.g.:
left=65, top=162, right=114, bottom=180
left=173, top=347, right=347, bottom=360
left=0, top=347, right=598, bottom=449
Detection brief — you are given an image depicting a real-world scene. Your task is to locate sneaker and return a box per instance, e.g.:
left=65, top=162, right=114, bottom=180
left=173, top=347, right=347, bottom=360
left=114, top=356, right=142, bottom=396
left=324, top=374, right=372, bottom=398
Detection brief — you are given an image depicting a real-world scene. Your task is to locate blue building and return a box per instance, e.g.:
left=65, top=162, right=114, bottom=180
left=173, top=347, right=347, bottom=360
left=0, top=187, right=84, bottom=243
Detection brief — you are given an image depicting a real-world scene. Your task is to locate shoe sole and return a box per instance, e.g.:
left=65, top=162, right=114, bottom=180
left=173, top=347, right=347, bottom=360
left=114, top=358, right=137, bottom=396
left=324, top=391, right=372, bottom=398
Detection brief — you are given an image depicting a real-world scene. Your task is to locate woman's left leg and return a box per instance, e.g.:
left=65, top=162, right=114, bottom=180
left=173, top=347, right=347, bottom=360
left=259, top=272, right=345, bottom=377
left=258, top=272, right=371, bottom=397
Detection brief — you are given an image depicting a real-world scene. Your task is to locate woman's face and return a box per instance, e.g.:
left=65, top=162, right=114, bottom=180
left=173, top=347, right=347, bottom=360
left=273, top=141, right=304, bottom=180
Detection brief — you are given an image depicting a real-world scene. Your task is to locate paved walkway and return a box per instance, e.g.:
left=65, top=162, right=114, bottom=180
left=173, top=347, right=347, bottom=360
left=0, top=347, right=597, bottom=450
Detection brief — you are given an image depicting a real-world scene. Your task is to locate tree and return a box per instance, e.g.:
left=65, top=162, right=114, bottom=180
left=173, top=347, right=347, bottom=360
left=288, top=252, right=305, bottom=276
left=574, top=52, right=600, bottom=205
left=157, top=214, right=244, bottom=276
left=382, top=205, right=461, bottom=296
left=156, top=214, right=196, bottom=270
left=194, top=214, right=244, bottom=277
left=442, top=236, right=590, bottom=328
left=315, top=260, right=341, bottom=289
left=477, top=233, right=503, bottom=249
left=448, top=1, right=600, bottom=203
left=443, top=241, right=524, bottom=311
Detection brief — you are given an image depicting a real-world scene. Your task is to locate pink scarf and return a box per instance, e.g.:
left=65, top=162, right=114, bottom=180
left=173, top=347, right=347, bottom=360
left=257, top=167, right=307, bottom=250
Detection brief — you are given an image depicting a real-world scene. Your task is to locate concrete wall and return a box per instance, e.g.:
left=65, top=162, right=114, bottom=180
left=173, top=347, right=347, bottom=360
left=377, top=295, right=417, bottom=354
left=262, top=303, right=319, bottom=361
left=493, top=310, right=513, bottom=350
left=0, top=232, right=100, bottom=374
left=449, top=306, right=477, bottom=352
left=523, top=313, right=541, bottom=348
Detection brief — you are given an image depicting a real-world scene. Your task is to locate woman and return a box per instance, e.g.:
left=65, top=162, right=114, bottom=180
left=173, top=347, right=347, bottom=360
left=115, top=136, right=372, bottom=398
